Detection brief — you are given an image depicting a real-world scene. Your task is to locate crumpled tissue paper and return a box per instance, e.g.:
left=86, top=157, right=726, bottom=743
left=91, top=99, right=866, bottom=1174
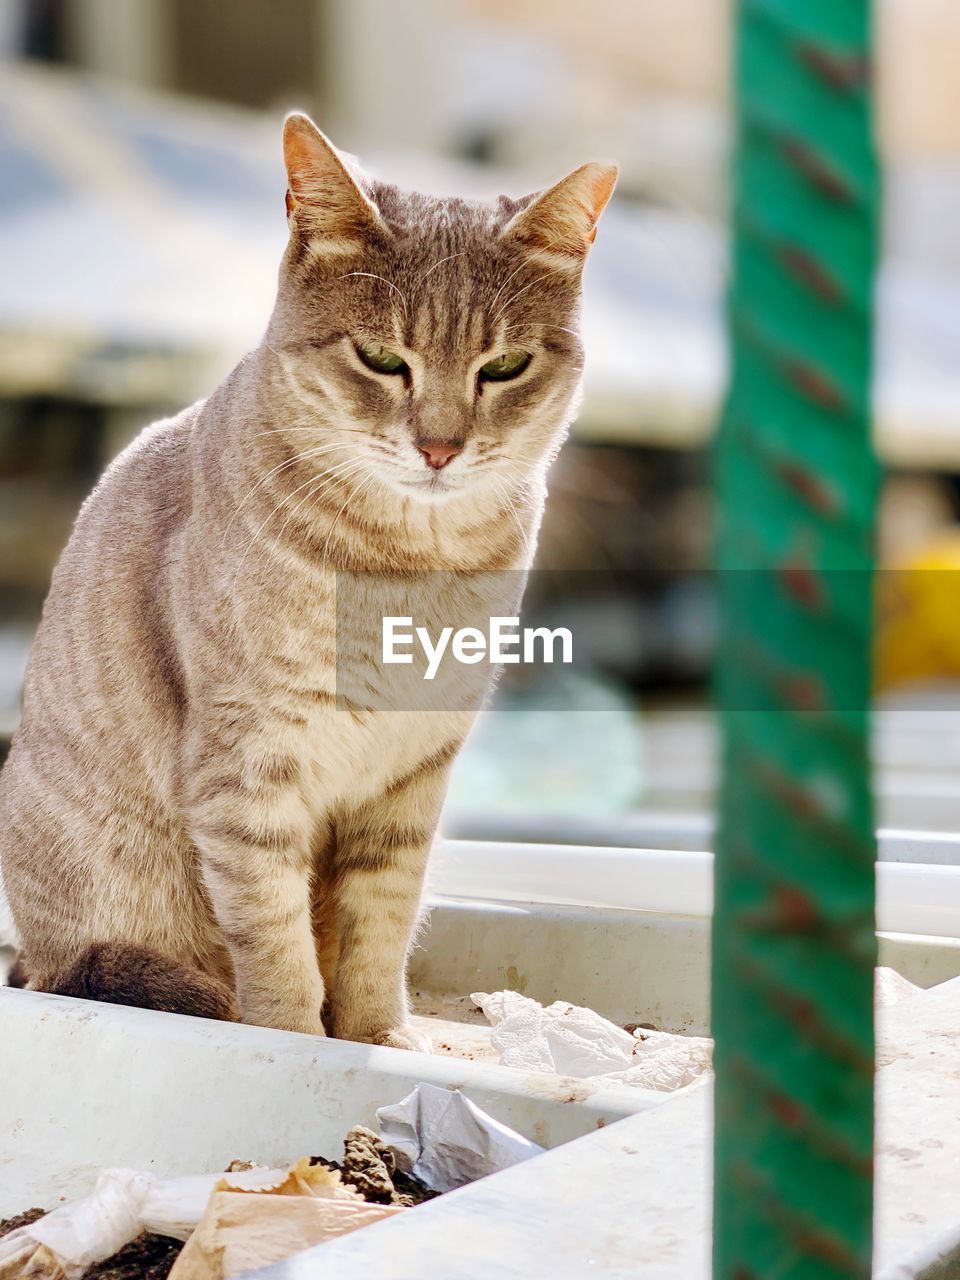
left=473, top=967, right=922, bottom=1094
left=472, top=990, right=714, bottom=1092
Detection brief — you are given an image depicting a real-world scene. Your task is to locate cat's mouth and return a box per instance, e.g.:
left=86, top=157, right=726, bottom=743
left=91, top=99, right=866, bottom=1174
left=400, top=471, right=464, bottom=496
left=372, top=443, right=475, bottom=503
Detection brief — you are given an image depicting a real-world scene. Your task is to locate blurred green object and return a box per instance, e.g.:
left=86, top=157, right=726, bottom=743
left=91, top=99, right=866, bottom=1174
left=713, top=3, right=879, bottom=1278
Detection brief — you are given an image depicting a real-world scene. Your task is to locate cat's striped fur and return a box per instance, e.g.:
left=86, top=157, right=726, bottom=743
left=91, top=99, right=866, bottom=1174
left=0, top=115, right=615, bottom=1045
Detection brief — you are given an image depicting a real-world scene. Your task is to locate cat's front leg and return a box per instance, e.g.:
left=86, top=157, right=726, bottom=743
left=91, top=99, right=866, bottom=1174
left=330, top=753, right=455, bottom=1051
left=189, top=747, right=326, bottom=1036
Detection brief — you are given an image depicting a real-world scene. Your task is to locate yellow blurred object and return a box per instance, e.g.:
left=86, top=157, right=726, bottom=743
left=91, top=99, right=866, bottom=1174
left=875, top=529, right=960, bottom=692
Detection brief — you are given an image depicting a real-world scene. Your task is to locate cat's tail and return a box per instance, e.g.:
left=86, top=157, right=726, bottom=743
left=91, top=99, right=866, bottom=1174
left=47, top=942, right=240, bottom=1022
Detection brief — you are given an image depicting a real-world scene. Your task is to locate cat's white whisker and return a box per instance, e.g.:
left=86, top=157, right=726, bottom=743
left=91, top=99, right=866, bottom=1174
left=249, top=421, right=376, bottom=438
left=491, top=477, right=532, bottom=561
left=334, top=271, right=409, bottom=317
left=321, top=467, right=377, bottom=568
left=250, top=427, right=324, bottom=438
left=230, top=457, right=368, bottom=595
left=411, top=250, right=468, bottom=298
left=487, top=262, right=527, bottom=313
left=492, top=266, right=572, bottom=326
left=502, top=322, right=580, bottom=340
left=272, top=458, right=370, bottom=552
left=222, top=443, right=351, bottom=546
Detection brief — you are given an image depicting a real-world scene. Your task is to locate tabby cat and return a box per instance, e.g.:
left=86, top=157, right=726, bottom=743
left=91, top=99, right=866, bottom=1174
left=0, top=115, right=616, bottom=1046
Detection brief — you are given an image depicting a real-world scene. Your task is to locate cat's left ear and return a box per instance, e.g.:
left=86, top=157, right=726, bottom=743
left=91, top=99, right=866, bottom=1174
left=503, top=162, right=618, bottom=268
left=282, top=112, right=383, bottom=247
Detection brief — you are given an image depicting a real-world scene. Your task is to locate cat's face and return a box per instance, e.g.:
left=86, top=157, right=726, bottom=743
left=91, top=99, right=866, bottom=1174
left=266, top=115, right=616, bottom=506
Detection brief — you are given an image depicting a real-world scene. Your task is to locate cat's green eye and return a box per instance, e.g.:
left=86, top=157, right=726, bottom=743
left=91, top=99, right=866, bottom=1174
left=356, top=340, right=407, bottom=376
left=479, top=351, right=532, bottom=382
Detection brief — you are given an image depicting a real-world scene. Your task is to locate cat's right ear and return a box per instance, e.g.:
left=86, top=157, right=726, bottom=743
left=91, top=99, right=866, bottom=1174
left=282, top=113, right=382, bottom=250
left=503, top=162, right=618, bottom=269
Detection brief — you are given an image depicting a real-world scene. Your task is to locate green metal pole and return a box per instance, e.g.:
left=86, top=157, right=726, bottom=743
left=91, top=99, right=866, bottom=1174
left=713, top=2, right=879, bottom=1278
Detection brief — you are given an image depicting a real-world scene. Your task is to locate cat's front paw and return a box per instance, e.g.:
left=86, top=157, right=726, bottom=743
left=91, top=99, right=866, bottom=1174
left=375, top=1023, right=433, bottom=1054
left=331, top=1008, right=432, bottom=1052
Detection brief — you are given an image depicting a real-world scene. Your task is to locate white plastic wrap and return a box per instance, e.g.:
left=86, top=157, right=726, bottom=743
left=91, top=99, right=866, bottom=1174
left=0, top=1165, right=293, bottom=1279
left=376, top=1082, right=543, bottom=1193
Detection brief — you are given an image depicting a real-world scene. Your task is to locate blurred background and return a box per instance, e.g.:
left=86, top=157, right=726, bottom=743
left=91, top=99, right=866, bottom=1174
left=2, top=0, right=960, bottom=839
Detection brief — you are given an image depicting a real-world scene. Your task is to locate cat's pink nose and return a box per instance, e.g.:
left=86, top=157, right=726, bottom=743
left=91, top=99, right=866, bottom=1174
left=418, top=441, right=461, bottom=470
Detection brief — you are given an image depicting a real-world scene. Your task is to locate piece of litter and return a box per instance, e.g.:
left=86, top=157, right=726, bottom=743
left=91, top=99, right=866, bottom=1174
left=473, top=990, right=637, bottom=1075
left=472, top=990, right=713, bottom=1093
left=376, top=1082, right=543, bottom=1193
left=473, top=968, right=922, bottom=1095
left=0, top=1169, right=155, bottom=1279
left=168, top=1191, right=402, bottom=1280
left=604, top=1027, right=714, bottom=1091
left=0, top=1161, right=356, bottom=1279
